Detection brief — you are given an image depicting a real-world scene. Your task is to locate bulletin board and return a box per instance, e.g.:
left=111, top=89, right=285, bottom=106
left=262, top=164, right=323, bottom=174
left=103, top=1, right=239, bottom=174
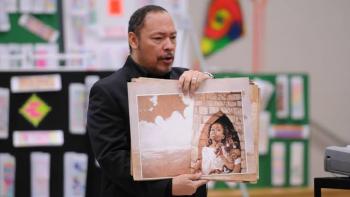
left=212, top=73, right=309, bottom=189
left=0, top=14, right=60, bottom=44
left=0, top=71, right=113, bottom=197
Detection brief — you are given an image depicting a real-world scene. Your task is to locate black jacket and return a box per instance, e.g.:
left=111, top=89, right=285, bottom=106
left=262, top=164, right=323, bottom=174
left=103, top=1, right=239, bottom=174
left=87, top=56, right=207, bottom=197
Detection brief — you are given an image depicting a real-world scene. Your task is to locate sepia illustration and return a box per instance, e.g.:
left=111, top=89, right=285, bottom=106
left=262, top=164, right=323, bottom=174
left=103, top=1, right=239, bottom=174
left=191, top=92, right=247, bottom=176
left=128, top=78, right=259, bottom=181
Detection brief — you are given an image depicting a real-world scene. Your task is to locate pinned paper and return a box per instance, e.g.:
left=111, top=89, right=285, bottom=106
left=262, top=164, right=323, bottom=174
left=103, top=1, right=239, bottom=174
left=64, top=152, right=88, bottom=197
left=259, top=111, right=270, bottom=154
left=11, top=74, right=62, bottom=93
left=289, top=142, right=304, bottom=186
left=270, top=124, right=309, bottom=139
left=0, top=88, right=10, bottom=139
left=19, top=94, right=51, bottom=127
left=19, top=14, right=59, bottom=42
left=34, top=43, right=59, bottom=68
left=0, top=153, right=15, bottom=197
left=276, top=75, right=289, bottom=119
left=291, top=75, right=305, bottom=120
left=109, top=0, right=123, bottom=16
left=0, top=3, right=11, bottom=32
left=13, top=130, right=63, bottom=147
left=69, top=83, right=86, bottom=134
left=271, top=142, right=285, bottom=186
left=31, top=152, right=50, bottom=197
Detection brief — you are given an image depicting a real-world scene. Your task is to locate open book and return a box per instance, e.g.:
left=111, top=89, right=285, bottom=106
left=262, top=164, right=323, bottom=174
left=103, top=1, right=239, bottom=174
left=128, top=77, right=259, bottom=182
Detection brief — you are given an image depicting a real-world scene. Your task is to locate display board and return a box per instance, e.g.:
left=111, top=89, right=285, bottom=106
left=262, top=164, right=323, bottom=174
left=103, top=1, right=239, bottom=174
left=0, top=71, right=112, bottom=197
left=212, top=73, right=309, bottom=189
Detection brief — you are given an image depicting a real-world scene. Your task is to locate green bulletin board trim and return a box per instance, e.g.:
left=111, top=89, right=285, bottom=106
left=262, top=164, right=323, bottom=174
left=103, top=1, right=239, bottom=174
left=0, top=14, right=60, bottom=43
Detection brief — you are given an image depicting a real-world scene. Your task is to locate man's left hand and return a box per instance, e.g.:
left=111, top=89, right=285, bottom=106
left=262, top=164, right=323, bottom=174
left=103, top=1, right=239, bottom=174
left=178, top=70, right=212, bottom=96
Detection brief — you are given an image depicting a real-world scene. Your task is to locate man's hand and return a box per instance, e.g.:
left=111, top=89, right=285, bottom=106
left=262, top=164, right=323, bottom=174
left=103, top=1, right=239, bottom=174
left=178, top=70, right=212, bottom=96
left=172, top=173, right=208, bottom=196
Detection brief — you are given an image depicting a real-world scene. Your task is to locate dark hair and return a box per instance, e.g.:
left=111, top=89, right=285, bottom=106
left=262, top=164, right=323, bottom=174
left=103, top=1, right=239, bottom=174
left=207, top=114, right=240, bottom=147
left=128, top=5, right=168, bottom=52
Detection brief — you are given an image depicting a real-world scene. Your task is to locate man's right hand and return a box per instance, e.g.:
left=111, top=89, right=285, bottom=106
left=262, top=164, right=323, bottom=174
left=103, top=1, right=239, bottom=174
left=172, top=173, right=208, bottom=196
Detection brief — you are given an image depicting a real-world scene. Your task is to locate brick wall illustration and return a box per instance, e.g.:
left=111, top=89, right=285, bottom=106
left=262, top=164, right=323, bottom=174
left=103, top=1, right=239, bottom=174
left=193, top=92, right=247, bottom=173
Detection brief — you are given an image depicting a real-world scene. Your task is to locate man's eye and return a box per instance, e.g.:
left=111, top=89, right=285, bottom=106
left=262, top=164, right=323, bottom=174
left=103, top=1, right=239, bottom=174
left=153, top=37, right=162, bottom=40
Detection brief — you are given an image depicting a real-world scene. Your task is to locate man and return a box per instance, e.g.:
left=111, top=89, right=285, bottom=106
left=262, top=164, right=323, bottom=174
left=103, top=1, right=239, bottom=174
left=87, top=5, right=211, bottom=196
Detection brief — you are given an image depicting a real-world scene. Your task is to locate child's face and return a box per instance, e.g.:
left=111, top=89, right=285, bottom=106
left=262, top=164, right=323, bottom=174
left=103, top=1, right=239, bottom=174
left=229, top=148, right=241, bottom=159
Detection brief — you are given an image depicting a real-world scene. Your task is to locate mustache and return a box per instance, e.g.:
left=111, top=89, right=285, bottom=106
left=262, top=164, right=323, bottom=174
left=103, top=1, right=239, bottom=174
left=159, top=53, right=174, bottom=60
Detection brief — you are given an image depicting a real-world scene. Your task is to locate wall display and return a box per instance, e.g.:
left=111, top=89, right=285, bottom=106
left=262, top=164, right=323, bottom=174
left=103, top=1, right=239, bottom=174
left=63, top=152, right=88, bottom=197
left=63, top=0, right=189, bottom=70
left=68, top=83, right=86, bottom=134
left=271, top=142, right=285, bottom=186
left=34, top=43, right=59, bottom=68
left=0, top=71, right=112, bottom=197
left=18, top=94, right=52, bottom=127
left=291, top=75, right=305, bottom=120
left=11, top=74, right=61, bottom=93
left=0, top=4, right=11, bottom=32
left=0, top=87, right=10, bottom=139
left=289, top=142, right=304, bottom=186
left=259, top=111, right=270, bottom=154
left=201, top=0, right=244, bottom=57
left=31, top=152, right=50, bottom=197
left=18, top=14, right=59, bottom=43
left=276, top=74, right=289, bottom=119
left=0, top=153, right=15, bottom=197
left=270, top=124, right=309, bottom=139
left=20, top=0, right=57, bottom=14
left=13, top=130, right=64, bottom=147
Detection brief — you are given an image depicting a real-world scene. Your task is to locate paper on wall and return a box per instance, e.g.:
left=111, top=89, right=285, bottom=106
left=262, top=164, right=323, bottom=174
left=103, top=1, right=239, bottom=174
left=69, top=83, right=86, bottom=134
left=64, top=152, right=88, bottom=197
left=34, top=43, right=59, bottom=68
left=289, top=142, right=304, bottom=186
left=0, top=153, right=16, bottom=197
left=291, top=75, right=305, bottom=120
left=13, top=130, right=64, bottom=147
left=31, top=152, right=50, bottom=197
left=0, top=3, right=11, bottom=32
left=20, top=44, right=35, bottom=68
left=11, top=74, right=61, bottom=93
left=18, top=14, right=59, bottom=42
left=0, top=87, right=10, bottom=139
left=271, top=142, right=286, bottom=186
left=276, top=75, right=289, bottom=119
left=259, top=111, right=270, bottom=155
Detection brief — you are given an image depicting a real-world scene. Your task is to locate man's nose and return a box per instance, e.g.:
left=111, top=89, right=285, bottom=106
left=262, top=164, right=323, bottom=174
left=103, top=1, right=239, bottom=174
left=163, top=38, right=175, bottom=50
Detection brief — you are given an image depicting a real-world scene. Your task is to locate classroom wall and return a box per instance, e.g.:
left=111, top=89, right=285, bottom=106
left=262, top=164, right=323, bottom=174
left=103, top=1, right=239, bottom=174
left=189, top=0, right=350, bottom=184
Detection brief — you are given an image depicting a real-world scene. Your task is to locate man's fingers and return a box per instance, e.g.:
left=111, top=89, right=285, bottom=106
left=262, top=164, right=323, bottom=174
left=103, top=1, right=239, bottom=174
left=193, top=179, right=209, bottom=188
left=181, top=172, right=201, bottom=180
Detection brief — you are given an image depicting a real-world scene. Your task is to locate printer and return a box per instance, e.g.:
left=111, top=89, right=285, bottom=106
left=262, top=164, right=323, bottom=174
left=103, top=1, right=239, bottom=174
left=324, top=145, right=350, bottom=176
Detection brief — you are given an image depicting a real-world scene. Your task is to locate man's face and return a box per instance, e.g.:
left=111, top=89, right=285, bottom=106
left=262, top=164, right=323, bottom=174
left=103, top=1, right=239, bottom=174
left=129, top=11, right=177, bottom=75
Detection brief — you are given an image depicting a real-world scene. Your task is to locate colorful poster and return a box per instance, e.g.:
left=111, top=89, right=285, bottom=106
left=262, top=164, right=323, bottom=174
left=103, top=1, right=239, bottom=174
left=19, top=94, right=51, bottom=127
left=64, top=152, right=88, bottom=197
left=201, top=0, right=244, bottom=56
left=13, top=130, right=64, bottom=147
left=0, top=87, right=10, bottom=139
left=18, top=14, right=59, bottom=42
left=11, top=74, right=62, bottom=93
left=0, top=153, right=15, bottom=197
left=69, top=83, right=86, bottom=134
left=31, top=152, right=50, bottom=197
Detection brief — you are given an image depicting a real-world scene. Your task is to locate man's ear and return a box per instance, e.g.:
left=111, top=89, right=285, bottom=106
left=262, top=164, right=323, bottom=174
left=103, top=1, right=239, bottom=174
left=128, top=32, right=138, bottom=50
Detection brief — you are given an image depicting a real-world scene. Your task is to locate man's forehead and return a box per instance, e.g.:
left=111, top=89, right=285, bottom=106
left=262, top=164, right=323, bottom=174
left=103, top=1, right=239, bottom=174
left=143, top=11, right=175, bottom=29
